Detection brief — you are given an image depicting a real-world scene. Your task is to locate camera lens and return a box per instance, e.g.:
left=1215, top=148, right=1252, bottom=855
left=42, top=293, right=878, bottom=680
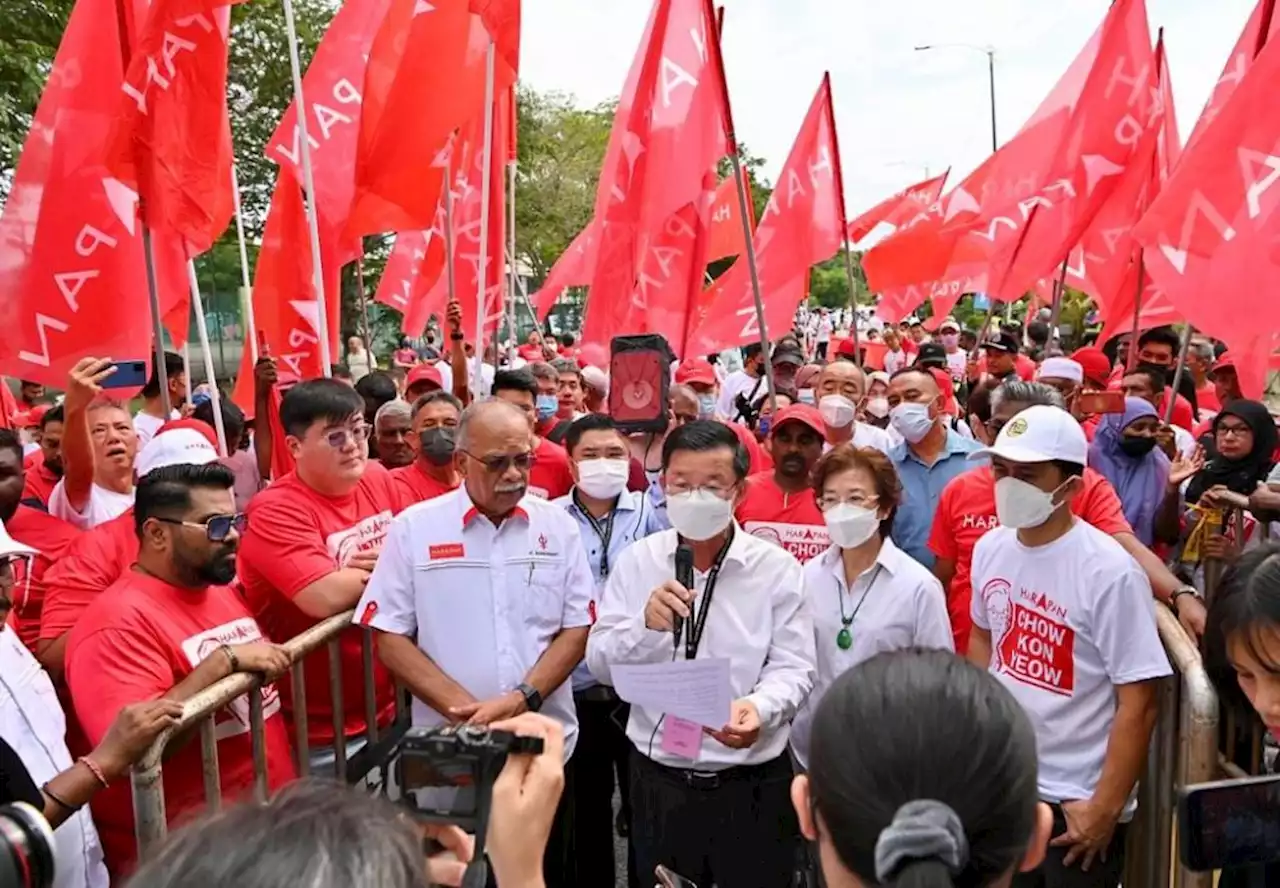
left=0, top=803, right=56, bottom=888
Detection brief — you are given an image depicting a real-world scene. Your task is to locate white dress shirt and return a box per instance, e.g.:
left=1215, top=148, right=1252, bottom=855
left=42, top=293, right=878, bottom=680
left=357, top=488, right=593, bottom=758
left=0, top=626, right=108, bottom=888
left=586, top=525, right=816, bottom=770
left=789, top=540, right=954, bottom=767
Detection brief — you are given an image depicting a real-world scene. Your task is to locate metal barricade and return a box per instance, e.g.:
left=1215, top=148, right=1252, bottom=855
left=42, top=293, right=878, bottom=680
left=130, top=610, right=409, bottom=857
left=1124, top=606, right=1220, bottom=888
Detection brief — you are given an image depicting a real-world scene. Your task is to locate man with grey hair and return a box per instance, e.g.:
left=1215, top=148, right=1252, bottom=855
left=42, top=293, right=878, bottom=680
left=1185, top=338, right=1221, bottom=413
left=529, top=361, right=561, bottom=438
left=357, top=396, right=591, bottom=887
left=373, top=399, right=413, bottom=470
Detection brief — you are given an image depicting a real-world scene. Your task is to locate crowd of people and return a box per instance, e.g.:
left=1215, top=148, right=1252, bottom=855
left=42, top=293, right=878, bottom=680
left=0, top=295, right=1277, bottom=888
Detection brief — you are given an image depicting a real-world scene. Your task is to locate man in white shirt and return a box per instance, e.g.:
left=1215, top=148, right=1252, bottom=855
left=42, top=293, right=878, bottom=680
left=937, top=317, right=968, bottom=383
left=356, top=399, right=591, bottom=888
left=715, top=343, right=768, bottom=423
left=587, top=420, right=815, bottom=888
left=814, top=361, right=893, bottom=453
left=132, top=351, right=185, bottom=448
left=814, top=309, right=833, bottom=360
left=967, top=404, right=1170, bottom=888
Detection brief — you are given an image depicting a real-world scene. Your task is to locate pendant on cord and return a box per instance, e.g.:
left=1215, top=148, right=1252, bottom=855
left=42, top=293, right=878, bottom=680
left=837, top=627, right=852, bottom=650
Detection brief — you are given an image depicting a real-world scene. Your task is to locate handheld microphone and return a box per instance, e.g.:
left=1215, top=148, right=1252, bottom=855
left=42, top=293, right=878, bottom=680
left=674, top=544, right=694, bottom=650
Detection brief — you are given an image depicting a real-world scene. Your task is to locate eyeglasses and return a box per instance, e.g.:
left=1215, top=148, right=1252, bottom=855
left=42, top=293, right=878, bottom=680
left=1217, top=423, right=1252, bottom=438
left=155, top=513, right=248, bottom=541
left=462, top=450, right=536, bottom=473
left=818, top=494, right=880, bottom=511
left=664, top=482, right=734, bottom=499
left=321, top=425, right=371, bottom=449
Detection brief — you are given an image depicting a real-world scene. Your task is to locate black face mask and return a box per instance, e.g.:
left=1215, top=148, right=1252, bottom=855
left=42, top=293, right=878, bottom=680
left=1119, top=436, right=1158, bottom=458
left=420, top=427, right=458, bottom=466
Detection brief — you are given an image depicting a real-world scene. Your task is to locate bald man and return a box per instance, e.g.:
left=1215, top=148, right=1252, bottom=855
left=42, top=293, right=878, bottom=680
left=357, top=397, right=591, bottom=888
left=814, top=361, right=892, bottom=453
left=885, top=368, right=982, bottom=567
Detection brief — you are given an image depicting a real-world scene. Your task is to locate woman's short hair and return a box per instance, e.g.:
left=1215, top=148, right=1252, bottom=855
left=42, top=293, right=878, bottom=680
left=811, top=444, right=902, bottom=538
left=1205, top=543, right=1280, bottom=716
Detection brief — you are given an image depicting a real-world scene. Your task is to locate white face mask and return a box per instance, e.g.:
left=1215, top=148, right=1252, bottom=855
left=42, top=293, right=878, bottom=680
left=994, top=476, right=1064, bottom=529
left=889, top=402, right=935, bottom=443
left=576, top=458, right=630, bottom=500
left=819, top=394, right=857, bottom=430
left=865, top=397, right=890, bottom=419
left=666, top=488, right=734, bottom=541
left=823, top=503, right=881, bottom=549
left=797, top=388, right=816, bottom=406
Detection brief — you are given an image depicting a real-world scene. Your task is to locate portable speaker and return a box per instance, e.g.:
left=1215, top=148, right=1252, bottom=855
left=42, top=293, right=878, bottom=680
left=609, top=334, right=674, bottom=435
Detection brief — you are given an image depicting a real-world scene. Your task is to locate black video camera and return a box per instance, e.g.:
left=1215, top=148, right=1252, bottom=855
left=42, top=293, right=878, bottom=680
left=0, top=803, right=56, bottom=888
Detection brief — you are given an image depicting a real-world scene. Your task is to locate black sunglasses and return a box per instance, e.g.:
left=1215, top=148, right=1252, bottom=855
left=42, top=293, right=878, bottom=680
left=155, top=513, right=248, bottom=542
left=461, top=450, right=536, bottom=473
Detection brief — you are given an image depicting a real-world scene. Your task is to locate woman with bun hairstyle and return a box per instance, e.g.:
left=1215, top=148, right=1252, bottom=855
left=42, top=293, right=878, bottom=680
left=792, top=648, right=1052, bottom=887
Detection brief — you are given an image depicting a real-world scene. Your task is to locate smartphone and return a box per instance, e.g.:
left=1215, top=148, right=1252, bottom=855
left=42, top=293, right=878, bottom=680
left=1076, top=390, right=1125, bottom=415
left=101, top=360, right=149, bottom=389
left=1177, top=773, right=1280, bottom=871
left=655, top=865, right=698, bottom=888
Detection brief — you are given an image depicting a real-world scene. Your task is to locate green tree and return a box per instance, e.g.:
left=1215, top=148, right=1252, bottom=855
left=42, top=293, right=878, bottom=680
left=0, top=0, right=74, bottom=201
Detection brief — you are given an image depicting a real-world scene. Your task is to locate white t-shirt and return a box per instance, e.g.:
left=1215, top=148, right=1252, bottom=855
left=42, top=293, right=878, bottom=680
left=852, top=422, right=893, bottom=454
left=970, top=521, right=1171, bottom=815
left=48, top=479, right=134, bottom=530
left=883, top=349, right=909, bottom=375
left=1172, top=424, right=1196, bottom=459
left=717, top=370, right=764, bottom=422
left=132, top=409, right=179, bottom=448
left=945, top=349, right=967, bottom=383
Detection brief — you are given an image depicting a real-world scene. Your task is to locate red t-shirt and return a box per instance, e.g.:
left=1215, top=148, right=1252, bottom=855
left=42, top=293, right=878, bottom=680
left=1196, top=383, right=1221, bottom=414
left=734, top=473, right=828, bottom=563
left=390, top=462, right=461, bottom=512
left=517, top=344, right=544, bottom=362
left=21, top=459, right=58, bottom=508
left=237, top=466, right=398, bottom=745
left=528, top=436, right=573, bottom=500
left=1014, top=353, right=1036, bottom=381
left=65, top=572, right=295, bottom=874
left=6, top=505, right=80, bottom=650
left=927, top=465, right=1132, bottom=654
left=1157, top=390, right=1194, bottom=432
left=39, top=509, right=137, bottom=643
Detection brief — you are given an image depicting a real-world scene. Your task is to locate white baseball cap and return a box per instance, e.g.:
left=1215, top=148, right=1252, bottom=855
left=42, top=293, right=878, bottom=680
left=971, top=404, right=1088, bottom=465
left=1038, top=357, right=1084, bottom=384
left=136, top=426, right=219, bottom=478
left=0, top=520, right=37, bottom=560
left=938, top=317, right=961, bottom=333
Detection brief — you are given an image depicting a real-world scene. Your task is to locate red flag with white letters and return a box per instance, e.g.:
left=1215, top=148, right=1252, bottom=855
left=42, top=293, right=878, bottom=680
left=531, top=221, right=598, bottom=322
left=703, top=175, right=755, bottom=263
left=846, top=170, right=948, bottom=244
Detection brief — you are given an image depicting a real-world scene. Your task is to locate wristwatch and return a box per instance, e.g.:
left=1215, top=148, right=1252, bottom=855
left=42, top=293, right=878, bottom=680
left=1170, top=585, right=1201, bottom=615
left=450, top=331, right=465, bottom=342
left=516, top=682, right=543, bottom=713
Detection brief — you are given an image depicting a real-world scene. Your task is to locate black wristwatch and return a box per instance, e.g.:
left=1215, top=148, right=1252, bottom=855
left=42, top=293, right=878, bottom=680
left=450, top=331, right=465, bottom=342
left=1170, top=586, right=1201, bottom=615
left=516, top=682, right=543, bottom=713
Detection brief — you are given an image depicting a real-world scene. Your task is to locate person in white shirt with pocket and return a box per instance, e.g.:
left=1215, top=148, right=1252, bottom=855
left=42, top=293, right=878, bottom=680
left=967, top=404, right=1171, bottom=888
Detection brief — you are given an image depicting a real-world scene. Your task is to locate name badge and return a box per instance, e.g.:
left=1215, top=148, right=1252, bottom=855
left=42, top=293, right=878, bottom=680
left=429, top=543, right=466, bottom=560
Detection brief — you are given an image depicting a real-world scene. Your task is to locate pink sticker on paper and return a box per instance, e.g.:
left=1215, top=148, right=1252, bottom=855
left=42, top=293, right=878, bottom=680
left=660, top=715, right=702, bottom=759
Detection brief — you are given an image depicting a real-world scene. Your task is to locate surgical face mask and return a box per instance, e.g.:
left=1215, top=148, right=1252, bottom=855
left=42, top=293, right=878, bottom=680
left=941, top=333, right=960, bottom=349
left=576, top=458, right=630, bottom=500
left=697, top=394, right=717, bottom=420
left=666, top=488, right=734, bottom=541
left=797, top=388, right=816, bottom=406
left=865, top=397, right=890, bottom=420
left=889, top=402, right=935, bottom=444
left=419, top=427, right=458, bottom=466
left=824, top=503, right=880, bottom=549
left=819, top=394, right=857, bottom=430
left=535, top=394, right=558, bottom=422
left=994, top=476, right=1065, bottom=529
left=1119, top=436, right=1157, bottom=458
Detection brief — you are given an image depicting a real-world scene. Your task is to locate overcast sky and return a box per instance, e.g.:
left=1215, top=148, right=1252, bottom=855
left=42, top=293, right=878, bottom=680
left=521, top=0, right=1256, bottom=238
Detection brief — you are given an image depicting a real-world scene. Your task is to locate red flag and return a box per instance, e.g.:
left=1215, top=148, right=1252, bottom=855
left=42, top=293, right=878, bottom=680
left=1132, top=6, right=1280, bottom=398
left=0, top=0, right=189, bottom=387
left=687, top=77, right=842, bottom=355
left=703, top=175, right=756, bottom=263
left=531, top=221, right=597, bottom=321
left=846, top=170, right=948, bottom=244
left=1185, top=0, right=1280, bottom=151
left=347, top=0, right=492, bottom=237
left=581, top=0, right=732, bottom=350
left=470, top=0, right=521, bottom=79
left=373, top=229, right=439, bottom=328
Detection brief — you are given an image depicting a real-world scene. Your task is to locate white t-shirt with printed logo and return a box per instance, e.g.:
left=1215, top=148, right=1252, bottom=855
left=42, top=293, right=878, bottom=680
left=970, top=520, right=1171, bottom=814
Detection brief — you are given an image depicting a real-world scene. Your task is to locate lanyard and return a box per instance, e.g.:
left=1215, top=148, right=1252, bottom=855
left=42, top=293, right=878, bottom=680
left=574, top=493, right=617, bottom=578
left=679, top=526, right=736, bottom=661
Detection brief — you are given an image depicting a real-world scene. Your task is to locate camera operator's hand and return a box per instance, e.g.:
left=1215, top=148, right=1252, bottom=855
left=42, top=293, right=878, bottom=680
left=487, top=713, right=565, bottom=888
left=449, top=691, right=525, bottom=725
left=420, top=823, right=474, bottom=887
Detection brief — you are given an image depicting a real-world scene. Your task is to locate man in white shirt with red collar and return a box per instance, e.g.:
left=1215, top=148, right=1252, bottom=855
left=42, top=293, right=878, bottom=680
left=356, top=399, right=591, bottom=888
left=967, top=404, right=1170, bottom=888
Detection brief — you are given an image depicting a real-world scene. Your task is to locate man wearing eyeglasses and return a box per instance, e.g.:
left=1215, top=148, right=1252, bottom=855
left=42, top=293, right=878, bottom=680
left=238, top=379, right=401, bottom=775
left=357, top=399, right=592, bottom=888
left=64, top=462, right=295, bottom=875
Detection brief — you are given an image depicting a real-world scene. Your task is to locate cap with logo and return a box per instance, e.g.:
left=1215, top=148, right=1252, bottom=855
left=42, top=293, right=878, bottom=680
left=769, top=404, right=826, bottom=440
left=981, top=331, right=1021, bottom=354
left=916, top=342, right=948, bottom=368
left=971, top=404, right=1087, bottom=466
left=136, top=422, right=220, bottom=478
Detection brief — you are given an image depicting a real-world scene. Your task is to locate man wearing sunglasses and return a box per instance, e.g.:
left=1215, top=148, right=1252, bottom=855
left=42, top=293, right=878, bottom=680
left=238, top=379, right=400, bottom=776
left=358, top=399, right=592, bottom=888
left=64, top=462, right=295, bottom=876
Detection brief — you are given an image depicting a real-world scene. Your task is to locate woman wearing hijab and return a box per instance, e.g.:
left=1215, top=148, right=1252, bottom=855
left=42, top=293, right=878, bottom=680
left=1087, top=399, right=1170, bottom=546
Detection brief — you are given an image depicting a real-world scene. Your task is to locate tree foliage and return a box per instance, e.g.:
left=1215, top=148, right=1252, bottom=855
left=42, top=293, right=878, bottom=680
left=0, top=0, right=74, bottom=200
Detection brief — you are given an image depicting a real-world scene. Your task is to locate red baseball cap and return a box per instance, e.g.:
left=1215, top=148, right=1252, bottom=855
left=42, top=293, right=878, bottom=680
left=406, top=364, right=444, bottom=393
left=927, top=368, right=959, bottom=416
left=1070, top=346, right=1112, bottom=387
left=836, top=339, right=858, bottom=358
left=770, top=404, right=826, bottom=440
left=674, top=358, right=717, bottom=387
left=1211, top=353, right=1236, bottom=376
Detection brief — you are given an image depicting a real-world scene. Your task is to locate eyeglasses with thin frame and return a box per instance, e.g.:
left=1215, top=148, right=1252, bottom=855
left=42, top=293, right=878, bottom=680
left=664, top=482, right=734, bottom=499
left=1216, top=422, right=1252, bottom=439
left=461, top=450, right=536, bottom=473
left=817, top=493, right=880, bottom=511
left=320, top=424, right=371, bottom=449
left=155, top=513, right=248, bottom=542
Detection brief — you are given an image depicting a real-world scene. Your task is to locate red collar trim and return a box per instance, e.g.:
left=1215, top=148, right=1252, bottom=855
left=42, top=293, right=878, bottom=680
left=462, top=505, right=529, bottom=527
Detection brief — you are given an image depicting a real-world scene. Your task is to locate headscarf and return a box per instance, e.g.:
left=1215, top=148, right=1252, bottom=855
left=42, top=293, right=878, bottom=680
left=1087, top=398, right=1169, bottom=546
left=1185, top=399, right=1278, bottom=505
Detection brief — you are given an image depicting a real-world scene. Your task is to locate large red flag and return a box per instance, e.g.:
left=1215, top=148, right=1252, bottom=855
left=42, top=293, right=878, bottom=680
left=373, top=230, right=437, bottom=322
left=0, top=0, right=189, bottom=387
left=1132, top=5, right=1280, bottom=398
left=1185, top=0, right=1280, bottom=151
left=531, top=221, right=597, bottom=321
left=703, top=175, right=756, bottom=263
left=470, top=0, right=521, bottom=78
left=581, top=0, right=732, bottom=350
left=688, top=77, right=842, bottom=355
left=846, top=170, right=948, bottom=244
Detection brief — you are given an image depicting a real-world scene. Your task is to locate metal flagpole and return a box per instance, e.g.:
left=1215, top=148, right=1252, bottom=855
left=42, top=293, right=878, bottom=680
left=507, top=161, right=518, bottom=365
left=1164, top=324, right=1194, bottom=426
left=444, top=156, right=458, bottom=322
left=187, top=263, right=230, bottom=456
left=1047, top=255, right=1069, bottom=349
left=356, top=256, right=372, bottom=351
left=729, top=155, right=776, bottom=415
left=281, top=0, right=332, bottom=376
left=1127, top=257, right=1145, bottom=372
left=182, top=343, right=193, bottom=407
left=472, top=40, right=496, bottom=395
left=229, top=164, right=258, bottom=364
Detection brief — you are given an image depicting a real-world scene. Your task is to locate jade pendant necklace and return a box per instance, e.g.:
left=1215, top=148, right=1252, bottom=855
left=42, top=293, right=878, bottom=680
left=836, top=563, right=884, bottom=650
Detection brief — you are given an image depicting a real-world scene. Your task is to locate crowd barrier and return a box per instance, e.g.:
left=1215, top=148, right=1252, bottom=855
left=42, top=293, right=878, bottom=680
left=130, top=610, right=410, bottom=857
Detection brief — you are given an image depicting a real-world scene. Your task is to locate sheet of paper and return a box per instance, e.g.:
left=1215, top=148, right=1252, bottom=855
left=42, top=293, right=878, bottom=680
left=611, top=658, right=732, bottom=728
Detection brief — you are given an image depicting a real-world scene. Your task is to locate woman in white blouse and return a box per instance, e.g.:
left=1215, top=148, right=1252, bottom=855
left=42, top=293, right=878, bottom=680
left=790, top=444, right=955, bottom=767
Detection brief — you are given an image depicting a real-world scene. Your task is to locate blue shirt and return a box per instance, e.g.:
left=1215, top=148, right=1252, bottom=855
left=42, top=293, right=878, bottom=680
left=554, top=488, right=669, bottom=690
left=889, top=428, right=982, bottom=569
